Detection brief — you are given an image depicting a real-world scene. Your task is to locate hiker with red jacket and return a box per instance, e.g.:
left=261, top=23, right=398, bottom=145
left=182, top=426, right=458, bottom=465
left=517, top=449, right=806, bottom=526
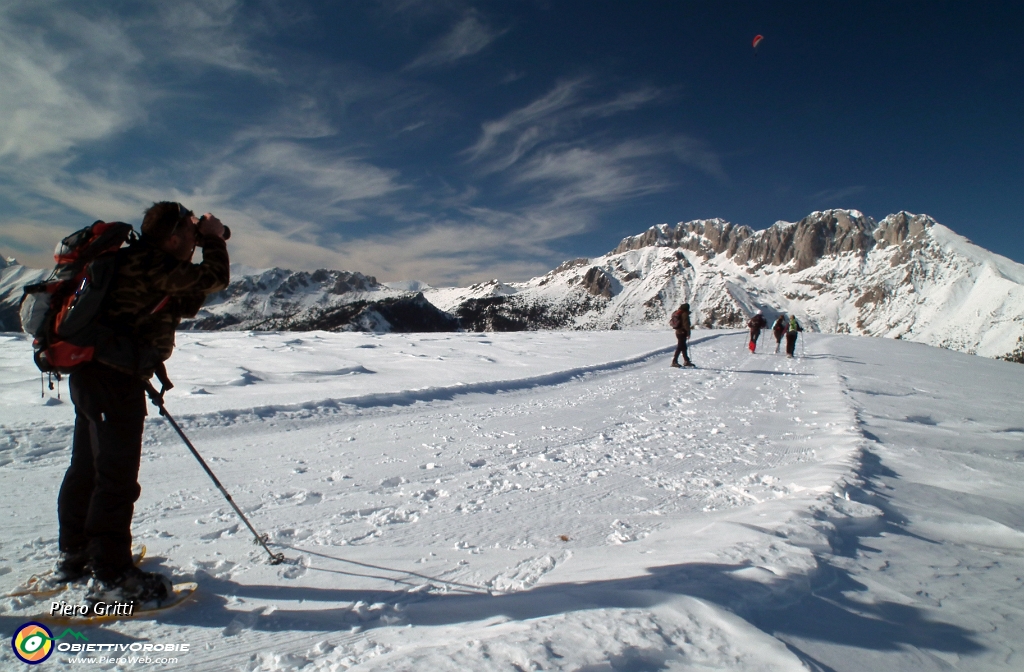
left=56, top=202, right=229, bottom=607
left=669, top=303, right=694, bottom=368
left=747, top=311, right=767, bottom=353
left=772, top=314, right=787, bottom=353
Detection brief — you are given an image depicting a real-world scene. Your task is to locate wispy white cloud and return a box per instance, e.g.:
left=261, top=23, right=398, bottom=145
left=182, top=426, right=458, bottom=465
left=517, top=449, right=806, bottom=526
left=404, top=11, right=502, bottom=70
left=0, top=3, right=145, bottom=162
left=247, top=142, right=403, bottom=204
left=810, top=185, right=867, bottom=204
left=0, top=0, right=277, bottom=167
left=465, top=78, right=586, bottom=167
left=154, top=0, right=278, bottom=77
left=465, top=79, right=664, bottom=174
left=514, top=141, right=673, bottom=207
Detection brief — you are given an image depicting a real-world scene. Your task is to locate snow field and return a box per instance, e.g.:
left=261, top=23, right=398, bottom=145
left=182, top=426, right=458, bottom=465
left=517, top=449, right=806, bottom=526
left=1, top=329, right=1021, bottom=670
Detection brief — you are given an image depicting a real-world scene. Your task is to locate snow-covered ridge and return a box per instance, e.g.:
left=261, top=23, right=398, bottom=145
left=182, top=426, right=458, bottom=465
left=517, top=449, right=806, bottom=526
left=426, top=210, right=1024, bottom=361
left=182, top=266, right=458, bottom=333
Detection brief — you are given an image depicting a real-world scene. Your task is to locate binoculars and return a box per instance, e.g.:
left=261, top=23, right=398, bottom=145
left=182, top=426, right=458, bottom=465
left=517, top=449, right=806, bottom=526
left=196, top=215, right=231, bottom=244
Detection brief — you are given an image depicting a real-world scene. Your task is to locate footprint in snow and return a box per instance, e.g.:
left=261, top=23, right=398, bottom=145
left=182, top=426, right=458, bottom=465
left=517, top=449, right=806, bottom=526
left=200, top=524, right=239, bottom=541
left=222, top=607, right=268, bottom=636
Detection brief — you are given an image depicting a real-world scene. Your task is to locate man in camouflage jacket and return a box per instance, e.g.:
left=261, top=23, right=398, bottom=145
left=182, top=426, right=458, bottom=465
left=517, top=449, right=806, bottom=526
left=56, top=201, right=229, bottom=600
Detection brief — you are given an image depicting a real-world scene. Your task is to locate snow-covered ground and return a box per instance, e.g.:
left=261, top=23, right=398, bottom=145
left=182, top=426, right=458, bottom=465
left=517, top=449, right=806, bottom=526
left=1, top=329, right=1021, bottom=671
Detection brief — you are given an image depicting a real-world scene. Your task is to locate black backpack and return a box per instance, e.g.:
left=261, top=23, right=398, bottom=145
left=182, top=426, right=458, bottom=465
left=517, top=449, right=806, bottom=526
left=20, top=221, right=136, bottom=374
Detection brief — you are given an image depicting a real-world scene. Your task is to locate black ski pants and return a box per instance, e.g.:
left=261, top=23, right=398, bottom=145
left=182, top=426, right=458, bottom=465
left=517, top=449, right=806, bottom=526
left=672, top=331, right=691, bottom=365
left=786, top=331, right=799, bottom=356
left=59, top=362, right=147, bottom=580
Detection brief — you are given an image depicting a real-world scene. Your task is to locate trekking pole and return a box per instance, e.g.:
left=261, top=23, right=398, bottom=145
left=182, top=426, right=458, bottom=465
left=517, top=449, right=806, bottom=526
left=144, top=382, right=285, bottom=565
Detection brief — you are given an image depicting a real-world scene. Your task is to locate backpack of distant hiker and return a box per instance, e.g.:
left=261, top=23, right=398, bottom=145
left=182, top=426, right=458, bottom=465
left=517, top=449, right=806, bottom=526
left=669, top=310, right=682, bottom=329
left=19, top=221, right=136, bottom=374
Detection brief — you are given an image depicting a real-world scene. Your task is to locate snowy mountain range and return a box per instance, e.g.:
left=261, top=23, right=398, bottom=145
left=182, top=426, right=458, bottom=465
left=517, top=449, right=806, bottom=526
left=425, top=210, right=1024, bottom=361
left=2, top=209, right=1023, bottom=361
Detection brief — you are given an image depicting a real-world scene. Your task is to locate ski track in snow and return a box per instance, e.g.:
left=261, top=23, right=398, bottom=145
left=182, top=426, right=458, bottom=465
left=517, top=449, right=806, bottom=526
left=1, top=330, right=1021, bottom=670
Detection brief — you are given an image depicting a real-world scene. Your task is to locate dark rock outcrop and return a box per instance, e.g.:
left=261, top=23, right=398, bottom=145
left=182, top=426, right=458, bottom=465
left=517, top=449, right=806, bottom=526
left=581, top=267, right=615, bottom=298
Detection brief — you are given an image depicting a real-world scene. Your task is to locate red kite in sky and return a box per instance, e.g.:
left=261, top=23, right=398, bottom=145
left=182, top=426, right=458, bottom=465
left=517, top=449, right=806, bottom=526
left=752, top=34, right=764, bottom=50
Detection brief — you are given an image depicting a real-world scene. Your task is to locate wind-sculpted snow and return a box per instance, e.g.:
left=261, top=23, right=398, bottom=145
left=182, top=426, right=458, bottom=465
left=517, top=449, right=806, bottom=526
left=5, top=330, right=1021, bottom=669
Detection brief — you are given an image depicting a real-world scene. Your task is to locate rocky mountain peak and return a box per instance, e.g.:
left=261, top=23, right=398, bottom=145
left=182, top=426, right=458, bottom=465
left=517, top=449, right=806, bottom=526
left=873, top=211, right=935, bottom=247
left=613, top=209, right=910, bottom=271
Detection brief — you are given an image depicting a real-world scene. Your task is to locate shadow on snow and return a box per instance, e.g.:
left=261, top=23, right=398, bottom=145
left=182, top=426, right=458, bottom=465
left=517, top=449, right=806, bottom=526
left=27, top=443, right=979, bottom=668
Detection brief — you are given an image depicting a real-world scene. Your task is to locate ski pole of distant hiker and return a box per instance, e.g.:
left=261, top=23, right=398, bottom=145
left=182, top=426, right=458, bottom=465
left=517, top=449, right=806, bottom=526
left=144, top=381, right=285, bottom=565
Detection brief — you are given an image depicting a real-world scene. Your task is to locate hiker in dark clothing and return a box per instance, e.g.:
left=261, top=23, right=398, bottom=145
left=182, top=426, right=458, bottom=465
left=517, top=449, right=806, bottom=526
left=747, top=311, right=767, bottom=353
left=56, top=202, right=229, bottom=606
left=669, top=303, right=694, bottom=368
left=772, top=315, right=787, bottom=353
left=785, top=315, right=803, bottom=358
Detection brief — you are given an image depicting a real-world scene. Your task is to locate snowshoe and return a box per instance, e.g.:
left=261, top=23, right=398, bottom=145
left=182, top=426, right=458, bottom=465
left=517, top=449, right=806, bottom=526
left=9, top=552, right=89, bottom=598
left=48, top=582, right=197, bottom=625
left=6, top=545, right=146, bottom=599
left=86, top=565, right=173, bottom=610
left=670, top=362, right=682, bottom=368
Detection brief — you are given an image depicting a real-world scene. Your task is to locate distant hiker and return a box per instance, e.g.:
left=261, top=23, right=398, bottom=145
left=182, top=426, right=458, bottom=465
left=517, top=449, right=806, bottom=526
left=56, top=202, right=229, bottom=607
left=772, top=314, right=787, bottom=353
left=669, top=303, right=694, bottom=368
left=785, top=315, right=803, bottom=358
left=747, top=311, right=767, bottom=353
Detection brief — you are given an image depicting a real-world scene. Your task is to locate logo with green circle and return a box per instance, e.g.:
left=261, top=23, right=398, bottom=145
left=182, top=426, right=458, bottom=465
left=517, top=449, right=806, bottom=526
left=11, top=622, right=54, bottom=664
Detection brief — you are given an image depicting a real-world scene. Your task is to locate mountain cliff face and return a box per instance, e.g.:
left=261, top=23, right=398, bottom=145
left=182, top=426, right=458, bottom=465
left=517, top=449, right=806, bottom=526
left=2, top=211, right=1022, bottom=360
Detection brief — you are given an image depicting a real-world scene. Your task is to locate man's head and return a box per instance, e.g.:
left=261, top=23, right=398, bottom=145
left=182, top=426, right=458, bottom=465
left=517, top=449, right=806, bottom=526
left=142, top=202, right=197, bottom=261
left=680, top=303, right=689, bottom=311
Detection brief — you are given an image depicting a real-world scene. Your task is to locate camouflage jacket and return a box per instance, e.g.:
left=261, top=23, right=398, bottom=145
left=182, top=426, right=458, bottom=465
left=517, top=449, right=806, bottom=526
left=95, top=237, right=229, bottom=375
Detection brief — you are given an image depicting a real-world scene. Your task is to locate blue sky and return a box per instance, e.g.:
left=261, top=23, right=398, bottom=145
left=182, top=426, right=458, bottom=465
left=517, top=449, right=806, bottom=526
left=1, top=1, right=1021, bottom=285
